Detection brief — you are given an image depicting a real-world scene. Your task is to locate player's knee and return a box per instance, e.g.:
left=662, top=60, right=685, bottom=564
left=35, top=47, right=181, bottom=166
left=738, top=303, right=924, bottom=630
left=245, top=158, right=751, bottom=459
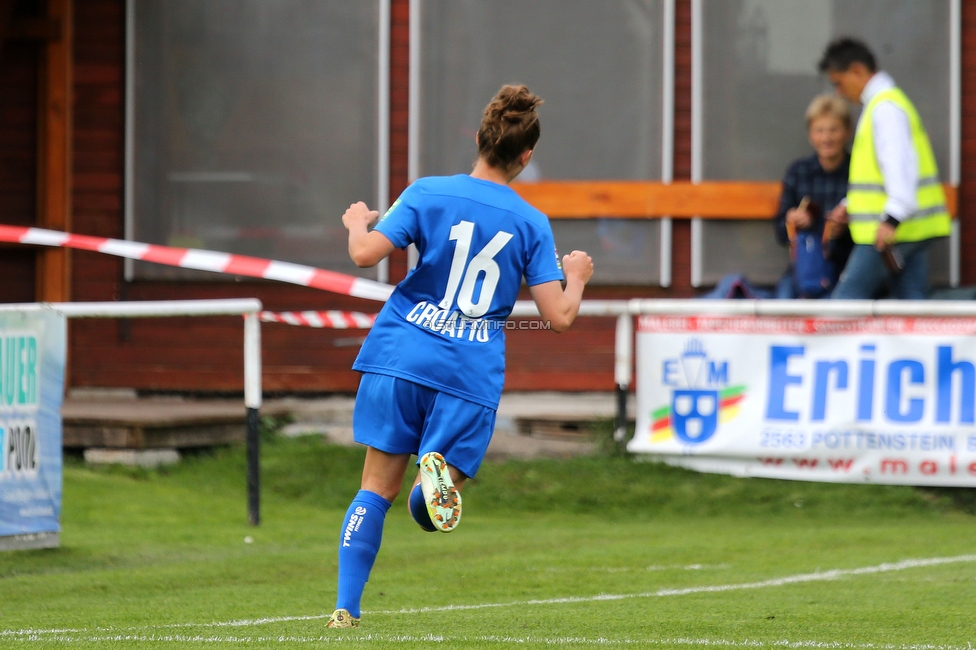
left=361, top=481, right=402, bottom=504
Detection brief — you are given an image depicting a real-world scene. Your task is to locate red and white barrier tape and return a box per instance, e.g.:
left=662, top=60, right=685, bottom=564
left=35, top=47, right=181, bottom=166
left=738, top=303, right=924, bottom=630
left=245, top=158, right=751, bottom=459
left=259, top=310, right=376, bottom=329
left=0, top=225, right=394, bottom=302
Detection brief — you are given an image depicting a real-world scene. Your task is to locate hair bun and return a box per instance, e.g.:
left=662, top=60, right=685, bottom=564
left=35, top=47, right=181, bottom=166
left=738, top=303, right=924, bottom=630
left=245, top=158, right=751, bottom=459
left=477, top=85, right=543, bottom=172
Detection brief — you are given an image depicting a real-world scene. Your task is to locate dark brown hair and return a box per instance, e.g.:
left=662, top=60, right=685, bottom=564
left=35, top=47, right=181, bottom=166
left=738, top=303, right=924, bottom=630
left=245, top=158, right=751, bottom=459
left=818, top=38, right=877, bottom=74
left=477, top=84, right=543, bottom=172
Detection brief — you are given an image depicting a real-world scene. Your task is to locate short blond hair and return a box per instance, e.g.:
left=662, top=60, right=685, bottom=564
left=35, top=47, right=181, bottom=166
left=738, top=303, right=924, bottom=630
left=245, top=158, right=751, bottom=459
left=805, top=94, right=851, bottom=131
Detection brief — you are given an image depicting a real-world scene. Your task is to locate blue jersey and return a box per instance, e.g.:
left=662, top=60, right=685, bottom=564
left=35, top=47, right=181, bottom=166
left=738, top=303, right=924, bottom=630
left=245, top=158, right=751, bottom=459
left=353, top=175, right=563, bottom=409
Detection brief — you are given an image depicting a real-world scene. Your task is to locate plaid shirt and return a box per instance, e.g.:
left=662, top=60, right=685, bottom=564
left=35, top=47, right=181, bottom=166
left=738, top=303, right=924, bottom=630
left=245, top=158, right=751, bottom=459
left=773, top=153, right=850, bottom=246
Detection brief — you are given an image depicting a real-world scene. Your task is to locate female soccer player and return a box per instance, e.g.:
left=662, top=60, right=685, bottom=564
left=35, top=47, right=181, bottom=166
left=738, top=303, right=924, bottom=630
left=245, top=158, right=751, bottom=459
left=328, top=84, right=594, bottom=628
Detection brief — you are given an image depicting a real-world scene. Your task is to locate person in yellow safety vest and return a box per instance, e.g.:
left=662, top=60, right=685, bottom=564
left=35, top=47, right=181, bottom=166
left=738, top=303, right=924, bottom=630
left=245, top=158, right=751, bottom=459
left=818, top=38, right=950, bottom=300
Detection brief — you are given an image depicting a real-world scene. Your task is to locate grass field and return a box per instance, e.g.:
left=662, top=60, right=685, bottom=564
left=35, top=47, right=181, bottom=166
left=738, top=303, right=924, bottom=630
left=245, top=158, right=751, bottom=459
left=1, top=425, right=975, bottom=649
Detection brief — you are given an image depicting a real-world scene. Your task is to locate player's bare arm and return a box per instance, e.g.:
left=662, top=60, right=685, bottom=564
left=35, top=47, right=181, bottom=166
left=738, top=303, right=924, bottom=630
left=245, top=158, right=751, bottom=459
left=529, top=250, right=594, bottom=333
left=343, top=201, right=396, bottom=268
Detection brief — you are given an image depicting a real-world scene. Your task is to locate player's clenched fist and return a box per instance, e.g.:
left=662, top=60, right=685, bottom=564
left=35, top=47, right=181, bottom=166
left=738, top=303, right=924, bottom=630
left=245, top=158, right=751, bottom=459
left=342, top=201, right=380, bottom=231
left=562, top=250, right=594, bottom=285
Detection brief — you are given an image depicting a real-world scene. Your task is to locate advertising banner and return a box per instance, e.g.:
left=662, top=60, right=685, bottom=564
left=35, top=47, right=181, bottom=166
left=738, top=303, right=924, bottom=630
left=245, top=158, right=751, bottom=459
left=630, top=314, right=976, bottom=487
left=0, top=309, right=66, bottom=547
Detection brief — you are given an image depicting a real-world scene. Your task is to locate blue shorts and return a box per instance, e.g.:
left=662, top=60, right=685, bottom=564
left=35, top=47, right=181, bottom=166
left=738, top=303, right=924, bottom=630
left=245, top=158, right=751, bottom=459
left=352, top=372, right=497, bottom=478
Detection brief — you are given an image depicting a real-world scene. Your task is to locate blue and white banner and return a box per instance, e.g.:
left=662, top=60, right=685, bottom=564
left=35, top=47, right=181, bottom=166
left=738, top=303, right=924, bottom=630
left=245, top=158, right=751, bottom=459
left=630, top=315, right=976, bottom=487
left=0, top=309, right=66, bottom=540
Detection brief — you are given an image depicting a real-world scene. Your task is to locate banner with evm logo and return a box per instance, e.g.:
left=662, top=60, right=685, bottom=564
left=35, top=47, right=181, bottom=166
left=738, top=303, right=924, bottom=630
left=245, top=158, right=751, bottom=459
left=630, top=315, right=976, bottom=487
left=0, top=310, right=66, bottom=543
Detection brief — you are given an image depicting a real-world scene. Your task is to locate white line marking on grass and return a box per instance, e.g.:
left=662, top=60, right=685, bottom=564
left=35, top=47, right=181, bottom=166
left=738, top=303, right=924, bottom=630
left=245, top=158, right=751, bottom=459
left=543, top=563, right=730, bottom=574
left=4, top=554, right=975, bottom=640
left=170, top=614, right=331, bottom=628
left=0, top=628, right=85, bottom=637
left=0, top=616, right=331, bottom=639
left=371, top=554, right=976, bottom=615
left=6, top=634, right=975, bottom=648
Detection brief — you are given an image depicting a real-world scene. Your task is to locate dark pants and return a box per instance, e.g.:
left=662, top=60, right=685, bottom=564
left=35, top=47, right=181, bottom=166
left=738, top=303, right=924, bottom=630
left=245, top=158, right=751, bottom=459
left=830, top=240, right=931, bottom=300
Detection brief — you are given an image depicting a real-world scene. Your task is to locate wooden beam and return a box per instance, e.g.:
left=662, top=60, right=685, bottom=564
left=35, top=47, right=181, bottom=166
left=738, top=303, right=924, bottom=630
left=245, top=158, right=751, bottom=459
left=945, top=184, right=959, bottom=217
left=36, top=0, right=72, bottom=302
left=511, top=180, right=958, bottom=220
left=512, top=180, right=780, bottom=219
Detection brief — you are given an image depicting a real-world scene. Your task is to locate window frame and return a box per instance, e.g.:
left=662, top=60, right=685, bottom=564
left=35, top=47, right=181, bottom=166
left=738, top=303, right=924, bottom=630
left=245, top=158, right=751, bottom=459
left=689, top=0, right=961, bottom=288
left=408, top=0, right=677, bottom=287
left=123, top=0, right=391, bottom=282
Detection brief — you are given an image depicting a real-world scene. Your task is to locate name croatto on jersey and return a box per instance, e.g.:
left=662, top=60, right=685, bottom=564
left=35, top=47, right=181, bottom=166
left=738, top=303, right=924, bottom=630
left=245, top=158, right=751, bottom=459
left=404, top=300, right=553, bottom=341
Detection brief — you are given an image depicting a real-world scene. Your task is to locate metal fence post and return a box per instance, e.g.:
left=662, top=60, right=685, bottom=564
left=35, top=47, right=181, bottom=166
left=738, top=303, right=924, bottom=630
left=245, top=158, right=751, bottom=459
left=613, top=313, right=633, bottom=443
left=243, top=311, right=262, bottom=526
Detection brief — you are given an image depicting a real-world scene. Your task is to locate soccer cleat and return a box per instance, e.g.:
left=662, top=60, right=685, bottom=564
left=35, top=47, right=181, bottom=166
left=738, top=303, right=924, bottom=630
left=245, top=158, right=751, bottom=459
left=326, top=608, right=360, bottom=628
left=418, top=452, right=461, bottom=532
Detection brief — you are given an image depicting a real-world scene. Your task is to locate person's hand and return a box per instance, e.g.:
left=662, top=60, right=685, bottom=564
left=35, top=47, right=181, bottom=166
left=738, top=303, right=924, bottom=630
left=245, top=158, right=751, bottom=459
left=562, top=250, right=593, bottom=285
left=875, top=221, right=896, bottom=252
left=827, top=203, right=848, bottom=225
left=786, top=206, right=813, bottom=230
left=342, top=201, right=380, bottom=231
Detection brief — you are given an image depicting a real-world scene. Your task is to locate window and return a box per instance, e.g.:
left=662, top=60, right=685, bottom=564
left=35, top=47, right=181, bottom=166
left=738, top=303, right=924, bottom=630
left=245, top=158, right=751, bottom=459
left=127, top=0, right=384, bottom=279
left=697, top=0, right=955, bottom=286
left=417, top=0, right=667, bottom=285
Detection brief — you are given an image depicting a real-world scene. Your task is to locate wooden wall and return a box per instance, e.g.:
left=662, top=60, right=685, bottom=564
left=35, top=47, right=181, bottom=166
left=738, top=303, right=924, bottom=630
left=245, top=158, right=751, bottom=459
left=11, top=0, right=976, bottom=393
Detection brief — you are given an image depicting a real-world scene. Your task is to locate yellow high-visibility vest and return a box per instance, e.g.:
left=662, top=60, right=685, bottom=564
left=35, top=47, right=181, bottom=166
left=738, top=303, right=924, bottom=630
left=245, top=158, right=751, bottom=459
left=847, top=86, right=950, bottom=244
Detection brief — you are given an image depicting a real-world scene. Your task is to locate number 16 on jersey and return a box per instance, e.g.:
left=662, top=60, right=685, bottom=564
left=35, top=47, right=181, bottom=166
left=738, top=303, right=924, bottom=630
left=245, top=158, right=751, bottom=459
left=438, top=221, right=513, bottom=318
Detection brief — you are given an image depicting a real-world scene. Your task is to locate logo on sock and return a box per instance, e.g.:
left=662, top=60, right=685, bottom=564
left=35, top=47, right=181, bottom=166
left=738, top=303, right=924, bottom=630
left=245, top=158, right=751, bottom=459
left=342, top=507, right=367, bottom=547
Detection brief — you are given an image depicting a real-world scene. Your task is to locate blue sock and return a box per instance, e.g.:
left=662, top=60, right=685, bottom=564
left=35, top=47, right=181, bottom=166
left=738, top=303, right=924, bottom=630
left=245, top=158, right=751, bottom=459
left=408, top=483, right=437, bottom=532
left=335, top=490, right=391, bottom=618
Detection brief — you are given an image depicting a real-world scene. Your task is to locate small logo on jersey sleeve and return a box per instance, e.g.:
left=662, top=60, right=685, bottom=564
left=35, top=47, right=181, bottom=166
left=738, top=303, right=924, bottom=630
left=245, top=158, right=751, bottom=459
left=381, top=198, right=402, bottom=222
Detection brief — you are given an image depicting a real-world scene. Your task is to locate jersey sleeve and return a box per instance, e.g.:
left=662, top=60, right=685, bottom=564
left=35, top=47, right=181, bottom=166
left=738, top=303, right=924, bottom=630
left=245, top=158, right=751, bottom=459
left=523, top=221, right=565, bottom=286
left=374, top=183, right=420, bottom=248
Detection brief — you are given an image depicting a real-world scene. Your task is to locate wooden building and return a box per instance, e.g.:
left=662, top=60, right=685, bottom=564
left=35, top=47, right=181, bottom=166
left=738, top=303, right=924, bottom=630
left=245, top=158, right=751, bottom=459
left=2, top=0, right=975, bottom=394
